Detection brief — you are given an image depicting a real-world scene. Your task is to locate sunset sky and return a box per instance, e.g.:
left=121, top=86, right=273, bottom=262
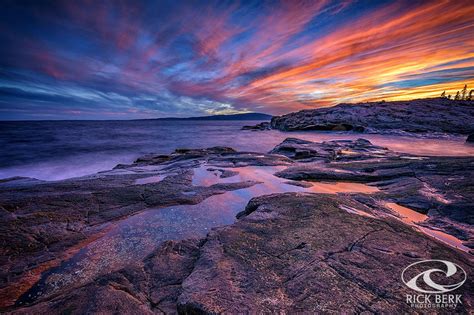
left=1, top=0, right=473, bottom=120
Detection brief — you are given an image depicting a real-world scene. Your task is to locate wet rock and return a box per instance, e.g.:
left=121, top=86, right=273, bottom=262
left=11, top=239, right=202, bottom=314
left=0, top=177, right=38, bottom=184
left=275, top=162, right=415, bottom=182
left=177, top=193, right=473, bottom=313
left=0, top=147, right=280, bottom=309
left=271, top=137, right=394, bottom=161
left=419, top=217, right=471, bottom=243
left=241, top=122, right=271, bottom=131
left=11, top=192, right=474, bottom=314
left=175, top=146, right=236, bottom=155
left=207, top=152, right=292, bottom=167
left=297, top=123, right=364, bottom=132
left=3, top=137, right=474, bottom=313
left=206, top=168, right=239, bottom=178
left=271, top=98, right=474, bottom=135
left=283, top=180, right=313, bottom=188
left=271, top=139, right=474, bottom=248
left=132, top=154, right=171, bottom=165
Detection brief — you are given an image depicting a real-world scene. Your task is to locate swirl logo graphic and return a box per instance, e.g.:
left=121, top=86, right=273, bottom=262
left=401, top=260, right=467, bottom=294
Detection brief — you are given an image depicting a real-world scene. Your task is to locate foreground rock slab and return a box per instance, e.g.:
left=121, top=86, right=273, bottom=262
left=177, top=193, right=473, bottom=313
left=0, top=147, right=290, bottom=309
left=11, top=193, right=473, bottom=314
left=272, top=138, right=474, bottom=249
left=3, top=137, right=474, bottom=313
left=12, top=239, right=202, bottom=314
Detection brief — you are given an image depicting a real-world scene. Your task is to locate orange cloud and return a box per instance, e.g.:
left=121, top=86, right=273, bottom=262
left=224, top=0, right=474, bottom=112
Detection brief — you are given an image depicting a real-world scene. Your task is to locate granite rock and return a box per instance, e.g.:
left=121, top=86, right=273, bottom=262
left=271, top=98, right=474, bottom=135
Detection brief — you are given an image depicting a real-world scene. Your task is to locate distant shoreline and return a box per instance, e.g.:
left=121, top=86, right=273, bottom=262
left=0, top=112, right=272, bottom=122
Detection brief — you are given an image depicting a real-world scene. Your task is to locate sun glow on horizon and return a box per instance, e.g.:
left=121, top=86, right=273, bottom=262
left=0, top=0, right=473, bottom=119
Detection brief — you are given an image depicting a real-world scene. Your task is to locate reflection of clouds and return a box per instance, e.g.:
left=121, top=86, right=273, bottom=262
left=1, top=1, right=473, bottom=119
left=194, top=165, right=380, bottom=196
left=385, top=203, right=469, bottom=252
left=35, top=163, right=382, bottom=300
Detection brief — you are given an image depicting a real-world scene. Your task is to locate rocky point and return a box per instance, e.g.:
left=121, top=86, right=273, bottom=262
left=1, top=137, right=473, bottom=314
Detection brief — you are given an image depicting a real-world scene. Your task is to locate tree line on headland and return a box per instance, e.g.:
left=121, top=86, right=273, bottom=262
left=441, top=84, right=473, bottom=100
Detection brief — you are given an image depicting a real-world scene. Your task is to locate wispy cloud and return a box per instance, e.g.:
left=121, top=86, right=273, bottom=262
left=0, top=0, right=473, bottom=119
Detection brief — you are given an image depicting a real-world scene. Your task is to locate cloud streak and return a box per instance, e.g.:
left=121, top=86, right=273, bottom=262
left=0, top=0, right=473, bottom=119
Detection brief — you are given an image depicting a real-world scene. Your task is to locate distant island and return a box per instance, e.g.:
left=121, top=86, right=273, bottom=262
left=148, top=112, right=272, bottom=121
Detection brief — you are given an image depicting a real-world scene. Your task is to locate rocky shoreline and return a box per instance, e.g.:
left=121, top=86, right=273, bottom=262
left=269, top=98, right=474, bottom=137
left=1, top=135, right=473, bottom=313
left=16, top=193, right=472, bottom=314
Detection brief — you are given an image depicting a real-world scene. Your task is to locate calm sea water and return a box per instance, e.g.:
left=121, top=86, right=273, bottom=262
left=1, top=120, right=473, bottom=181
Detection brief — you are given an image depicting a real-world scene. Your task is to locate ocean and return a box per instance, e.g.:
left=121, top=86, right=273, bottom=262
left=1, top=119, right=473, bottom=181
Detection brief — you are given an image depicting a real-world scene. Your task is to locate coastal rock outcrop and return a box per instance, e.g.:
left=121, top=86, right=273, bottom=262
left=271, top=98, right=474, bottom=135
left=0, top=147, right=289, bottom=309
left=177, top=193, right=473, bottom=313
left=241, top=121, right=271, bottom=131
left=13, top=194, right=473, bottom=313
left=3, top=137, right=473, bottom=313
left=273, top=139, right=474, bottom=245
left=270, top=137, right=395, bottom=160
left=11, top=239, right=203, bottom=314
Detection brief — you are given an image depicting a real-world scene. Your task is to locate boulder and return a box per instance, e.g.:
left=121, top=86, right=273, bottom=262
left=241, top=122, right=271, bottom=131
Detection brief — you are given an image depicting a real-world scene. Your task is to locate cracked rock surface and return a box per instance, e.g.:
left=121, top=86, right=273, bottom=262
left=271, top=98, right=474, bottom=135
left=178, top=193, right=473, bottom=313
left=12, top=194, right=473, bottom=314
left=0, top=147, right=285, bottom=309
left=273, top=138, right=474, bottom=246
left=2, top=138, right=473, bottom=313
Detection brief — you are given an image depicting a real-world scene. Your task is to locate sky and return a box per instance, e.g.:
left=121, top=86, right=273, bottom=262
left=0, top=0, right=473, bottom=120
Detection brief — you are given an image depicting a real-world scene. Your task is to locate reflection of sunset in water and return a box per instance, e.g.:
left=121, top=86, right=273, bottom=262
left=385, top=203, right=469, bottom=252
left=309, top=182, right=379, bottom=194
left=192, top=164, right=379, bottom=195
left=385, top=202, right=427, bottom=224
left=22, top=163, right=381, bottom=303
left=19, top=164, right=469, bottom=306
left=281, top=133, right=474, bottom=157
left=2, top=122, right=473, bottom=182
